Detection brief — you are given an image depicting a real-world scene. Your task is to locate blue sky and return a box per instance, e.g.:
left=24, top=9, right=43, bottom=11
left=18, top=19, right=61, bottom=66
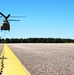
left=0, top=0, right=74, bottom=39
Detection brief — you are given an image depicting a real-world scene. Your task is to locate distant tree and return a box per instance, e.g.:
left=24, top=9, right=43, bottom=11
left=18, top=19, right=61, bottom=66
left=0, top=37, right=74, bottom=43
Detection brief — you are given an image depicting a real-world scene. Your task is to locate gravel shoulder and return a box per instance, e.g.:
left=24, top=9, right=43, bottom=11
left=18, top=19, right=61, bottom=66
left=8, top=43, right=74, bottom=75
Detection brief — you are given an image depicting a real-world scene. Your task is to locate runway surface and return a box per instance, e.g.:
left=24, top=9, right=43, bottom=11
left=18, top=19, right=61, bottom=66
left=1, top=43, right=74, bottom=75
left=0, top=44, right=4, bottom=54
left=0, top=44, right=30, bottom=75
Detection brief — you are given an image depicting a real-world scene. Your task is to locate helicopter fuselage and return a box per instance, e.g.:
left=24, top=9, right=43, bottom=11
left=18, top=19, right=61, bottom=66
left=0, top=12, right=22, bottom=31
left=1, top=19, right=10, bottom=31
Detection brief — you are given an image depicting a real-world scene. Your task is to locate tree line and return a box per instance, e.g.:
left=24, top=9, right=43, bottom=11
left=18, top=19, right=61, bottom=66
left=0, top=38, right=74, bottom=43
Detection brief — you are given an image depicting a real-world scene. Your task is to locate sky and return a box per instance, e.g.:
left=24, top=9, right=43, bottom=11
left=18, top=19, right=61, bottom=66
left=0, top=0, right=74, bottom=39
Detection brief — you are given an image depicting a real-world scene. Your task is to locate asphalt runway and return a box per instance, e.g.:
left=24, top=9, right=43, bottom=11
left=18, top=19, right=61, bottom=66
left=0, top=44, right=4, bottom=54
left=2, top=43, right=74, bottom=75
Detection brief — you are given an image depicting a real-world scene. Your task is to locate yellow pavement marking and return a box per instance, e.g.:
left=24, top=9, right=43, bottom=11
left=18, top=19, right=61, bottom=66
left=0, top=44, right=31, bottom=75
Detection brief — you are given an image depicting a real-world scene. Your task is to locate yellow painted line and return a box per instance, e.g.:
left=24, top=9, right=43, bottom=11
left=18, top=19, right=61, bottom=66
left=0, top=44, right=31, bottom=75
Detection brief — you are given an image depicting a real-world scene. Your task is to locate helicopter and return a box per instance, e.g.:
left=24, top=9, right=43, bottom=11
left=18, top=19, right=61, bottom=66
left=0, top=12, right=26, bottom=31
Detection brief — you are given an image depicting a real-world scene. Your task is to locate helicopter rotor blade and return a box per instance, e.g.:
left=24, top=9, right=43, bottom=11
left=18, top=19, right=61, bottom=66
left=10, top=16, right=26, bottom=18
left=0, top=12, right=6, bottom=18
left=0, top=19, right=3, bottom=20
left=0, top=16, right=2, bottom=18
left=6, top=14, right=10, bottom=19
left=9, top=19, right=20, bottom=21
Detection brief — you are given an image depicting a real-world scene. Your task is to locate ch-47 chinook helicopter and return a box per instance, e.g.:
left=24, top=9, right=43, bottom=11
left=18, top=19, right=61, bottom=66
left=0, top=12, right=26, bottom=31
